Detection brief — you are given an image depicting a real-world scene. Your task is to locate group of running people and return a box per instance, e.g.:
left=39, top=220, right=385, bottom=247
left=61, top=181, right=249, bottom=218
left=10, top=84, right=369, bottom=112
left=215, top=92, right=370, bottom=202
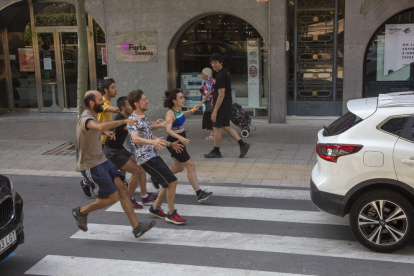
left=73, top=53, right=250, bottom=238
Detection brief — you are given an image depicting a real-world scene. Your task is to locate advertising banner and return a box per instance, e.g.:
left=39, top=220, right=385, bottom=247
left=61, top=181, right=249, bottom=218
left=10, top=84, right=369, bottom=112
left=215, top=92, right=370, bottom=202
left=18, top=48, right=34, bottom=72
left=247, top=38, right=260, bottom=107
left=181, top=73, right=203, bottom=106
left=377, top=35, right=410, bottom=81
left=116, top=32, right=157, bottom=62
left=384, top=24, right=414, bottom=77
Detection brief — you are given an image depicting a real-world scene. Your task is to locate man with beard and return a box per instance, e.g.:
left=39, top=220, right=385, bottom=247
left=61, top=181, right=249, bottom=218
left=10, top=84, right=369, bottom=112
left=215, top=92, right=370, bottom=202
left=73, top=90, right=156, bottom=238
left=127, top=89, right=186, bottom=225
left=104, top=96, right=169, bottom=209
left=80, top=78, right=120, bottom=197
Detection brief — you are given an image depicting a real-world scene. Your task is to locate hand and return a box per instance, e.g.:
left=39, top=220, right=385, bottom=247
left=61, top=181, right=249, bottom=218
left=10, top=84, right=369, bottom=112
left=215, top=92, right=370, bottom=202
left=200, top=100, right=205, bottom=105
left=171, top=140, right=184, bottom=153
left=154, top=119, right=164, bottom=125
left=159, top=119, right=172, bottom=128
left=152, top=137, right=168, bottom=150
left=193, top=104, right=202, bottom=111
left=103, top=131, right=116, bottom=140
left=211, top=111, right=217, bottom=123
left=178, top=136, right=190, bottom=146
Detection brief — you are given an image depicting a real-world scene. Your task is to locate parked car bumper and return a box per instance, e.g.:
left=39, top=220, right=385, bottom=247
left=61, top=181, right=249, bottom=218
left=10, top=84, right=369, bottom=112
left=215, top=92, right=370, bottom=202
left=0, top=192, right=24, bottom=262
left=310, top=179, right=344, bottom=216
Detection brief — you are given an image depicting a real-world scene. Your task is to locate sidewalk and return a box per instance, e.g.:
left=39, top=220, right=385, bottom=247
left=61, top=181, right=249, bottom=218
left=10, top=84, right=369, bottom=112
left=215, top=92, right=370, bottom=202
left=0, top=112, right=334, bottom=188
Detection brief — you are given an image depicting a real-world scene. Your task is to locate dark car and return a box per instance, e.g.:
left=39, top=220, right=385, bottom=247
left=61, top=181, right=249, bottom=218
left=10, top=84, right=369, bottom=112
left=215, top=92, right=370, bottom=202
left=0, top=175, right=24, bottom=262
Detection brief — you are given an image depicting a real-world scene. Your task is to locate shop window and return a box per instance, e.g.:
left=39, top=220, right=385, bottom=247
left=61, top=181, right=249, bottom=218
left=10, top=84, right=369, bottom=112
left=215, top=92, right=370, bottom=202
left=364, top=8, right=414, bottom=98
left=175, top=14, right=268, bottom=116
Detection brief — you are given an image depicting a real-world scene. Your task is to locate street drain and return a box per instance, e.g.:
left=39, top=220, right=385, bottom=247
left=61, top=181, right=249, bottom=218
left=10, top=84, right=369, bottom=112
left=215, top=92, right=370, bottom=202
left=42, top=142, right=76, bottom=156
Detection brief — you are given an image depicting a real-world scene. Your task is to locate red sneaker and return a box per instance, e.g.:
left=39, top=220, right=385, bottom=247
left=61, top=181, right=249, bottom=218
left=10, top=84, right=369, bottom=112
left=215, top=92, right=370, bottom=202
left=147, top=205, right=167, bottom=218
left=131, top=198, right=143, bottom=209
left=142, top=193, right=157, bottom=206
left=165, top=209, right=186, bottom=225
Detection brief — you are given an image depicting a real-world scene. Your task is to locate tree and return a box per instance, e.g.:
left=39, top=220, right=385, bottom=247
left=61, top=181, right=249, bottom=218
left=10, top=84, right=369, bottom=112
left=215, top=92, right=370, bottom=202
left=75, top=0, right=88, bottom=116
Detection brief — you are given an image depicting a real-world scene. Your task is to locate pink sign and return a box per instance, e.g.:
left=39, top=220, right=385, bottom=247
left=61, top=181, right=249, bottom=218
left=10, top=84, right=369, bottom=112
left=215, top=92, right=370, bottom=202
left=102, top=48, right=107, bottom=64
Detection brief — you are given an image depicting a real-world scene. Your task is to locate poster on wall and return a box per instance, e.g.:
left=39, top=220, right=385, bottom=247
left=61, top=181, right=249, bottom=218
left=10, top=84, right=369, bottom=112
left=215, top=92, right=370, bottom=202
left=18, top=48, right=34, bottom=72
left=377, top=35, right=410, bottom=81
left=116, top=31, right=157, bottom=62
left=383, top=24, right=414, bottom=78
left=247, top=38, right=260, bottom=107
left=102, top=48, right=107, bottom=65
left=181, top=73, right=203, bottom=106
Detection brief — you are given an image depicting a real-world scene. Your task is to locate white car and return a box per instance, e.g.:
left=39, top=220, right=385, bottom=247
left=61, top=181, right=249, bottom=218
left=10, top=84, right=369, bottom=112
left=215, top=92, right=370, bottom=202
left=311, top=92, right=414, bottom=253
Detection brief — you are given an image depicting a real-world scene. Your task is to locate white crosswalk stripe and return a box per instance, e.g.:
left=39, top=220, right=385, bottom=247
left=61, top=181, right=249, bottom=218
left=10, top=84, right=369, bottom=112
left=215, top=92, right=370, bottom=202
left=25, top=255, right=312, bottom=276
left=106, top=202, right=348, bottom=225
left=70, top=223, right=414, bottom=264
left=159, top=185, right=311, bottom=200
left=24, top=185, right=414, bottom=275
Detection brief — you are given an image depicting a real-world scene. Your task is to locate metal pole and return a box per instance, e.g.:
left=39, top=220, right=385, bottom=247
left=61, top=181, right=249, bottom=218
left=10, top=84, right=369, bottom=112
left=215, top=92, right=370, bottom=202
left=332, top=0, right=338, bottom=114
left=293, top=0, right=298, bottom=115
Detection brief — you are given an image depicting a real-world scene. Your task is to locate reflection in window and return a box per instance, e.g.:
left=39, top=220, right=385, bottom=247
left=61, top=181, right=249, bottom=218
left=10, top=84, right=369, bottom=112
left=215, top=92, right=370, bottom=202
left=380, top=117, right=409, bottom=136
left=364, top=8, right=414, bottom=98
left=176, top=14, right=268, bottom=115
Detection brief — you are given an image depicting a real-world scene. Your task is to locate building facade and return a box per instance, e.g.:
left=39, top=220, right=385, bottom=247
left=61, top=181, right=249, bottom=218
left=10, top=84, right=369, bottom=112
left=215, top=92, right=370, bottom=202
left=0, top=0, right=413, bottom=122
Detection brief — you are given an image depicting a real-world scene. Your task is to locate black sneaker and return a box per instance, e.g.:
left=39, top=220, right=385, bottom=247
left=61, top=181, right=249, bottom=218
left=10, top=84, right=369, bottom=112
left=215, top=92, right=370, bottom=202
left=72, top=207, right=88, bottom=232
left=204, top=150, right=222, bottom=158
left=197, top=189, right=213, bottom=203
left=239, top=143, right=250, bottom=158
left=80, top=180, right=91, bottom=197
left=132, top=220, right=156, bottom=238
left=150, top=176, right=160, bottom=190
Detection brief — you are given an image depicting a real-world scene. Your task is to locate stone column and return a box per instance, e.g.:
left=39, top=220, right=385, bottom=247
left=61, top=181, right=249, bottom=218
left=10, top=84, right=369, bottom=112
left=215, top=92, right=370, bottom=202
left=269, top=0, right=288, bottom=123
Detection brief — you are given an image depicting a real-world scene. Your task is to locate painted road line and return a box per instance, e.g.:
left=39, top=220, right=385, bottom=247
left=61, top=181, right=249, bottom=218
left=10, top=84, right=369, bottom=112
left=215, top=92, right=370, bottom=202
left=71, top=224, right=414, bottom=264
left=145, top=186, right=311, bottom=200
left=25, top=255, right=312, bottom=276
left=106, top=202, right=347, bottom=226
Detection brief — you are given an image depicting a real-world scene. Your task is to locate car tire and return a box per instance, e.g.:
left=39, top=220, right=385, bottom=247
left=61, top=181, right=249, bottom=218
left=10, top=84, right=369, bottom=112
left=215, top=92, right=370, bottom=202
left=349, top=189, right=414, bottom=253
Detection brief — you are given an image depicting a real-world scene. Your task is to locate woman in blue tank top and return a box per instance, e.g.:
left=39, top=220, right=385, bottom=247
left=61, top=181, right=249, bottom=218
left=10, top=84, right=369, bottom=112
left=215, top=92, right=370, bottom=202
left=161, top=89, right=213, bottom=203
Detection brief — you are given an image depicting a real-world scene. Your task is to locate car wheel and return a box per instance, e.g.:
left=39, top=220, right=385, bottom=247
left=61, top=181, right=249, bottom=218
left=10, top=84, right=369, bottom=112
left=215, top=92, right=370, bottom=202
left=349, top=189, right=414, bottom=253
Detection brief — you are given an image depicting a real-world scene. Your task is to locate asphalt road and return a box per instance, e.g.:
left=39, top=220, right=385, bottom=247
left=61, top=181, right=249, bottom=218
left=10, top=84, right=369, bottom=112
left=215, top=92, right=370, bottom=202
left=1, top=175, right=414, bottom=276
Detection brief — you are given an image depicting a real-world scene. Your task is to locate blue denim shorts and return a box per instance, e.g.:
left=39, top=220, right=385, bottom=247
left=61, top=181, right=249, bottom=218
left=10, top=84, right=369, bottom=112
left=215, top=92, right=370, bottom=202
left=81, top=160, right=124, bottom=198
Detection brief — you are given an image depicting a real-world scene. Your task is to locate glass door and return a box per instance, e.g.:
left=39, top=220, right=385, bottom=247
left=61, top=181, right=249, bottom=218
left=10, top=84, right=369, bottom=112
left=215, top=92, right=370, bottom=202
left=37, top=32, right=60, bottom=110
left=59, top=31, right=78, bottom=109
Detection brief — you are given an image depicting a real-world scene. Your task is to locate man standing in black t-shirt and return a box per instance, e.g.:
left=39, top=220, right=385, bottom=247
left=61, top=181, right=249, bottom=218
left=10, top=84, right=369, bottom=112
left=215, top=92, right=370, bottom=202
left=104, top=96, right=166, bottom=209
left=204, top=53, right=250, bottom=158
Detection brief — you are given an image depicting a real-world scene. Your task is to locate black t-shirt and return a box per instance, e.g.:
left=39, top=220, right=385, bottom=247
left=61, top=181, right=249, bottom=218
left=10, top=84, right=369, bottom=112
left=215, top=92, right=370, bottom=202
left=105, top=113, right=128, bottom=149
left=213, top=68, right=232, bottom=107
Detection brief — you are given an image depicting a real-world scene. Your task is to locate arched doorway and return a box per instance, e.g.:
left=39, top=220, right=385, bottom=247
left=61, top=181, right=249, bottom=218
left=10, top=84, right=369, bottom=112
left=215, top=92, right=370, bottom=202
left=168, top=14, right=268, bottom=116
left=363, top=7, right=414, bottom=98
left=0, top=0, right=107, bottom=112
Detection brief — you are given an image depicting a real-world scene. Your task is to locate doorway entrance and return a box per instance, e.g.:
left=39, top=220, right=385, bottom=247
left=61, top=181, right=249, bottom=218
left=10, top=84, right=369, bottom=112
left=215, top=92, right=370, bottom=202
left=35, top=28, right=79, bottom=111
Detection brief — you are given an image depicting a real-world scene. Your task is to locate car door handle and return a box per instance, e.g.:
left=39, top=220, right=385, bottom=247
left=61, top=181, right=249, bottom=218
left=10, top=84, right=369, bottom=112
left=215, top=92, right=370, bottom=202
left=401, top=159, right=414, bottom=164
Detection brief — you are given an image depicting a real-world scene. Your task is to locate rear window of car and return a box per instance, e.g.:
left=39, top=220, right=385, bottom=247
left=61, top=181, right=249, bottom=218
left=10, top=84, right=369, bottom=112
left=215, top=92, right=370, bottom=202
left=323, top=112, right=363, bottom=136
left=378, top=116, right=409, bottom=137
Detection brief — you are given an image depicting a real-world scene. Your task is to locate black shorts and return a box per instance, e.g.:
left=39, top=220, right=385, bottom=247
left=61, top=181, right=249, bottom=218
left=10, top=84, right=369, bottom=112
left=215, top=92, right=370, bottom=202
left=103, top=146, right=132, bottom=170
left=166, top=131, right=191, bottom=163
left=213, top=104, right=231, bottom=128
left=141, top=156, right=177, bottom=188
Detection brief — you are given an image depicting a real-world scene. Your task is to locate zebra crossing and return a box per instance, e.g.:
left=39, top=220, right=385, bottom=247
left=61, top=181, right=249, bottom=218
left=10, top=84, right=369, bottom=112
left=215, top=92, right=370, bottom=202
left=25, top=183, right=414, bottom=275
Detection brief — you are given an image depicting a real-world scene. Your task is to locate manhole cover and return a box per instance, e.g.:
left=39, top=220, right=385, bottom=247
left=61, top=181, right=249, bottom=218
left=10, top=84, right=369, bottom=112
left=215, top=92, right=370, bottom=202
left=42, top=142, right=76, bottom=156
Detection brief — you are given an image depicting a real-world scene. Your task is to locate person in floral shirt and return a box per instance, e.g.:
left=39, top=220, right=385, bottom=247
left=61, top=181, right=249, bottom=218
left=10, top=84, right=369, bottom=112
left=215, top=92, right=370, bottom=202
left=200, top=67, right=215, bottom=140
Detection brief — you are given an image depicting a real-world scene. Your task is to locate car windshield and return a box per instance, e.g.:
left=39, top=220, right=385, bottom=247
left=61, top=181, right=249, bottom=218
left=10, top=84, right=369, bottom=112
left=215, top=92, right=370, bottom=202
left=324, top=112, right=363, bottom=136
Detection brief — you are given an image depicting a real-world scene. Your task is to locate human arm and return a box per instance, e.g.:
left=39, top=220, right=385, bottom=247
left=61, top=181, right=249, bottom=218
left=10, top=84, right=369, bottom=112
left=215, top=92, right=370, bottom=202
left=200, top=91, right=212, bottom=104
left=211, top=88, right=225, bottom=123
left=130, top=131, right=167, bottom=150
left=150, top=118, right=172, bottom=130
left=105, top=106, right=120, bottom=113
left=182, top=104, right=201, bottom=117
left=85, top=116, right=143, bottom=131
left=164, top=110, right=190, bottom=145
left=103, top=131, right=116, bottom=140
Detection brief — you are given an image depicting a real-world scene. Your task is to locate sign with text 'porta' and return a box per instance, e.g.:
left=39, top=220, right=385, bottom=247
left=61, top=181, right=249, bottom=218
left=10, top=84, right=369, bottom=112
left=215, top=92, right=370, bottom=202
left=116, top=32, right=157, bottom=62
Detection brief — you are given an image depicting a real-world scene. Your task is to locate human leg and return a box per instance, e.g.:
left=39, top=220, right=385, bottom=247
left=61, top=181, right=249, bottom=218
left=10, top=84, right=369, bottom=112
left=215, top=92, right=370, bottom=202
left=182, top=159, right=213, bottom=202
